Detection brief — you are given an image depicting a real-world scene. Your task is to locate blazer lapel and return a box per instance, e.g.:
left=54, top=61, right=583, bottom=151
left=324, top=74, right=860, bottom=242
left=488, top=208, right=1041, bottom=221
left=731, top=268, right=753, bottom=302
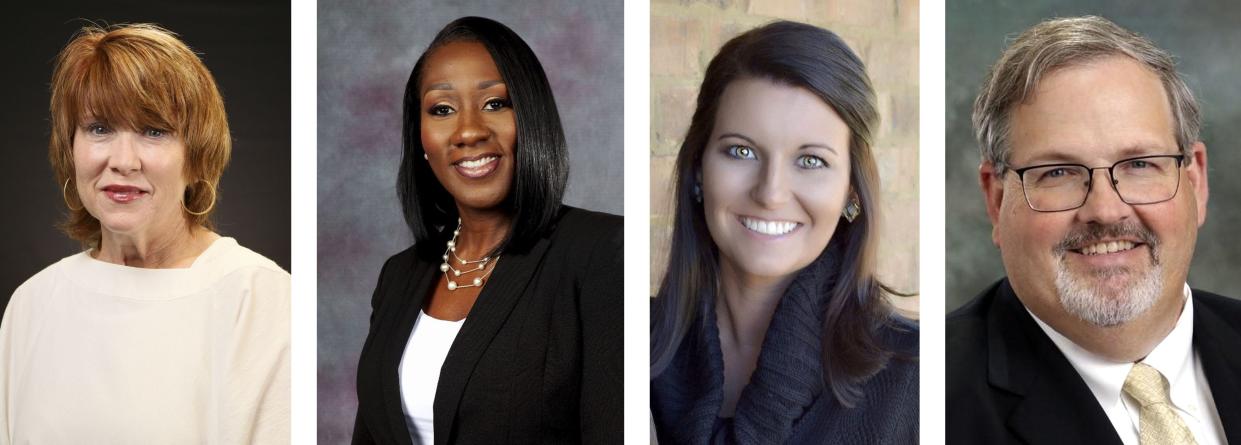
left=988, top=281, right=1122, bottom=445
left=1192, top=296, right=1241, bottom=443
left=432, top=236, right=553, bottom=444
left=377, top=252, right=437, bottom=445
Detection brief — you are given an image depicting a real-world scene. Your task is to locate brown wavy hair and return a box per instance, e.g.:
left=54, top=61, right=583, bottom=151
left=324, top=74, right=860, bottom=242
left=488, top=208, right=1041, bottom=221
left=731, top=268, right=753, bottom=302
left=650, top=21, right=908, bottom=406
left=49, top=23, right=231, bottom=246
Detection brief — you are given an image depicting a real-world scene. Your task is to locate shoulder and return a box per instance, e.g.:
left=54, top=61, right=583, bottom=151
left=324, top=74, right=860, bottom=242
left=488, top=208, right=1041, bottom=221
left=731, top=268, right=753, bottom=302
left=205, top=239, right=290, bottom=306
left=8, top=253, right=83, bottom=309
left=1192, top=288, right=1241, bottom=318
left=878, top=315, right=919, bottom=356
left=550, top=206, right=623, bottom=243
left=867, top=316, right=919, bottom=394
left=947, top=279, right=1005, bottom=349
left=546, top=206, right=623, bottom=268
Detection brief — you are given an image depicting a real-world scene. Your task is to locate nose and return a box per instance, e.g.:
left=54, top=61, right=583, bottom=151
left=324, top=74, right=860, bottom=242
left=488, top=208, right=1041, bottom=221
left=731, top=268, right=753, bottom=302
left=1075, top=168, right=1131, bottom=224
left=750, top=159, right=791, bottom=209
left=450, top=108, right=490, bottom=147
left=107, top=132, right=141, bottom=175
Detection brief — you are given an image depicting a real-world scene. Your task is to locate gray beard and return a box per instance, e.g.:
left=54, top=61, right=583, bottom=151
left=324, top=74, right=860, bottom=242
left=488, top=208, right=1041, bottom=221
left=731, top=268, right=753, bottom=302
left=1054, top=261, right=1161, bottom=327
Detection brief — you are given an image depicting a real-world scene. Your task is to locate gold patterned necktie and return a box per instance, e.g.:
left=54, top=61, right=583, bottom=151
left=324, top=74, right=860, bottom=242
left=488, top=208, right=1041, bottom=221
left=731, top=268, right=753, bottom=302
left=1122, top=363, right=1197, bottom=445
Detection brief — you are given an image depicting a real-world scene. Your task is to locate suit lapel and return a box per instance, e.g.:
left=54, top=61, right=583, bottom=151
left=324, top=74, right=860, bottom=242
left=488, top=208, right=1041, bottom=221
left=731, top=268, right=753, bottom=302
left=1192, top=296, right=1241, bottom=443
left=988, top=281, right=1123, bottom=445
left=377, top=252, right=436, bottom=445
left=433, top=235, right=553, bottom=444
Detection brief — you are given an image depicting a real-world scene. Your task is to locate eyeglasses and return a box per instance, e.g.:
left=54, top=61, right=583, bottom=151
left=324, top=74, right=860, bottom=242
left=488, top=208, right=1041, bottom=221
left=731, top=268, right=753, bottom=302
left=1005, top=154, right=1186, bottom=212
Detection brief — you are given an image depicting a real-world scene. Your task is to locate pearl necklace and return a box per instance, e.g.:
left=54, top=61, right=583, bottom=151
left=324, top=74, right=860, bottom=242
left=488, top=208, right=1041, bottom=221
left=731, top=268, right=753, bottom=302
left=439, top=219, right=499, bottom=291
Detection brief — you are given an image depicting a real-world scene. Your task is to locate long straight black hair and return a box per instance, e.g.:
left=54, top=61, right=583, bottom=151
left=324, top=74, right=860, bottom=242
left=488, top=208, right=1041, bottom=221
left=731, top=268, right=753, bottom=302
left=398, top=16, right=569, bottom=254
left=650, top=20, right=904, bottom=407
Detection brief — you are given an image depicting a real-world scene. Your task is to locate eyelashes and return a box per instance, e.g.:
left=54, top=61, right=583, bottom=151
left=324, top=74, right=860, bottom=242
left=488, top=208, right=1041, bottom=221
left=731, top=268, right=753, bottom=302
left=425, top=97, right=512, bottom=117
left=81, top=122, right=171, bottom=139
left=723, top=144, right=830, bottom=170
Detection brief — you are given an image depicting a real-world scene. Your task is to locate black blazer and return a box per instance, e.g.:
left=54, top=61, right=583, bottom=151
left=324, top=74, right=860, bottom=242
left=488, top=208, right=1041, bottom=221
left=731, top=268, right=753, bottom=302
left=353, top=207, right=623, bottom=445
left=946, top=278, right=1241, bottom=444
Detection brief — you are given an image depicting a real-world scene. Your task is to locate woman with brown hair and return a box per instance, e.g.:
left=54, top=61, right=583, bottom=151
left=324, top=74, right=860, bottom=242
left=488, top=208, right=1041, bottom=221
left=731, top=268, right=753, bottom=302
left=0, top=24, right=289, bottom=443
left=650, top=21, right=918, bottom=444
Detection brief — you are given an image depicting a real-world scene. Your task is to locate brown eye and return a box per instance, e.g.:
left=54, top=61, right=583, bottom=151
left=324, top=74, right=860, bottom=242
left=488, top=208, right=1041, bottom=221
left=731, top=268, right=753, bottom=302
left=428, top=104, right=455, bottom=116
left=482, top=98, right=510, bottom=111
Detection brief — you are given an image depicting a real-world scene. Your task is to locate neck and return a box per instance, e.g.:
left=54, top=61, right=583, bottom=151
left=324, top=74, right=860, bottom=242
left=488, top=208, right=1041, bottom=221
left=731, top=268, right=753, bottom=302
left=1023, top=285, right=1185, bottom=363
left=95, top=223, right=217, bottom=269
left=454, top=207, right=512, bottom=260
left=715, top=260, right=795, bottom=350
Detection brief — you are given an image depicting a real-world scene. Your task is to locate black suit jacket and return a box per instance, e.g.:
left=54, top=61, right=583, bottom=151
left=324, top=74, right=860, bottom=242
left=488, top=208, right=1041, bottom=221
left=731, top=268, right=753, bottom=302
left=947, top=278, right=1241, bottom=444
left=352, top=207, right=623, bottom=445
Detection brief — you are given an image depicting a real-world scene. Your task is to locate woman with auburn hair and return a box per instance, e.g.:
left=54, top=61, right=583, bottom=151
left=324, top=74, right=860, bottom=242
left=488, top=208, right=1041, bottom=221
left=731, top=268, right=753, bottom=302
left=351, top=16, right=623, bottom=444
left=650, top=21, right=918, bottom=444
left=0, top=24, right=289, bottom=442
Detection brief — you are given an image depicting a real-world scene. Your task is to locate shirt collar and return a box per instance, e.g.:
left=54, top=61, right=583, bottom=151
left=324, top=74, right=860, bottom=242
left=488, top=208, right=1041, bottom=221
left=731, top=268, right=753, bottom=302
left=1026, top=283, right=1194, bottom=410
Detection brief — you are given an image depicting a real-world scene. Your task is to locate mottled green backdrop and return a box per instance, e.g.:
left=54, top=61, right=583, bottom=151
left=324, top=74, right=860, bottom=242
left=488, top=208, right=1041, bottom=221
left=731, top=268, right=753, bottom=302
left=946, top=0, right=1241, bottom=310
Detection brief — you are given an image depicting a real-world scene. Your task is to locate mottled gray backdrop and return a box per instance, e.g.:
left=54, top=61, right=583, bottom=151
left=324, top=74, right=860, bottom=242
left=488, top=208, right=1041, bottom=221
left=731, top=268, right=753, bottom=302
left=947, top=0, right=1241, bottom=311
left=317, top=0, right=623, bottom=441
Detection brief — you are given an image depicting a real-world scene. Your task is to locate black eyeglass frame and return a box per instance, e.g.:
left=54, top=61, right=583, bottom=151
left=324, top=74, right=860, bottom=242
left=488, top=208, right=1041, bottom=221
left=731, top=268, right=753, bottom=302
left=1005, top=154, right=1188, bottom=212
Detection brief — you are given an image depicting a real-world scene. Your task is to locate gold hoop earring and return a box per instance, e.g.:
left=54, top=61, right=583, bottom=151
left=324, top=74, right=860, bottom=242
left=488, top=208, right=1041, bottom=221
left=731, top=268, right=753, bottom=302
left=184, top=180, right=217, bottom=216
left=62, top=178, right=84, bottom=211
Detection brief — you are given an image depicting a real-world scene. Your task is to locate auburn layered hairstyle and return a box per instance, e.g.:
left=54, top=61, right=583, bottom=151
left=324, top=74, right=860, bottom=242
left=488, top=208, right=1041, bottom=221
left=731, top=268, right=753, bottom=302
left=49, top=23, right=231, bottom=246
left=650, top=21, right=908, bottom=406
left=398, top=16, right=569, bottom=255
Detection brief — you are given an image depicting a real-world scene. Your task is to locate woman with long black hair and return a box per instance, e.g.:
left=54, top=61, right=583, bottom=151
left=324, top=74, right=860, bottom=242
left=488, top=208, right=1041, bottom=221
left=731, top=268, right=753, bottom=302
left=352, top=16, right=623, bottom=445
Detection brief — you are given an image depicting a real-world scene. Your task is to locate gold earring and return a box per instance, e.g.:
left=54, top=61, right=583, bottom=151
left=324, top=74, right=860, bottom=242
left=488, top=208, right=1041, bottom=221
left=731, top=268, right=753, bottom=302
left=843, top=196, right=861, bottom=223
left=63, top=178, right=84, bottom=211
left=184, top=180, right=217, bottom=216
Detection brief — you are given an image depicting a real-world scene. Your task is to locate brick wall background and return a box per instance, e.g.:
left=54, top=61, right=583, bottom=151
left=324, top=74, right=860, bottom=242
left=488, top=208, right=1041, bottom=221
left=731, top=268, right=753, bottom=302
left=650, top=0, right=920, bottom=316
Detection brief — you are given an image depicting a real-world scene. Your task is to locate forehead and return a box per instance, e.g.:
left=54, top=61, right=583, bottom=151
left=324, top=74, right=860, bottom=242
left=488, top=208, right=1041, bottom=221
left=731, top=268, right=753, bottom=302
left=711, top=77, right=850, bottom=152
left=419, top=41, right=503, bottom=94
left=1008, top=56, right=1177, bottom=165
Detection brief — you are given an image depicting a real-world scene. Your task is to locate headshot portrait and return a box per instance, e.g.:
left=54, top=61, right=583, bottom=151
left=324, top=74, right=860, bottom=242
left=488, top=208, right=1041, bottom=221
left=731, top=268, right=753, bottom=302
left=946, top=8, right=1241, bottom=444
left=317, top=1, right=623, bottom=443
left=648, top=1, right=919, bottom=443
left=0, top=1, right=291, bottom=442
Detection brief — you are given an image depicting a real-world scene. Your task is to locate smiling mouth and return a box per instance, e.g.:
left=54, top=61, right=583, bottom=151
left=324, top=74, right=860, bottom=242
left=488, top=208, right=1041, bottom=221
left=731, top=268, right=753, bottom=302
left=102, top=186, right=148, bottom=203
left=739, top=216, right=800, bottom=236
left=1073, top=240, right=1141, bottom=256
left=453, top=155, right=499, bottom=178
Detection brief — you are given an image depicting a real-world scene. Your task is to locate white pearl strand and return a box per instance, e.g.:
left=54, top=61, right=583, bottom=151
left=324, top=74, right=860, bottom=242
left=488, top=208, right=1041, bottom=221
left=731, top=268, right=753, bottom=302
left=439, top=219, right=499, bottom=291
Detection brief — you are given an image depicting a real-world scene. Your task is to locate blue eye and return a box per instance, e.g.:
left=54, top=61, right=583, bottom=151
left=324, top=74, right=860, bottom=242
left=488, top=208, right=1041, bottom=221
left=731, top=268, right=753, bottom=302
left=797, top=155, right=826, bottom=169
left=86, top=123, right=111, bottom=136
left=483, top=98, right=511, bottom=111
left=144, top=128, right=168, bottom=138
left=725, top=145, right=756, bottom=160
left=428, top=104, right=455, bottom=116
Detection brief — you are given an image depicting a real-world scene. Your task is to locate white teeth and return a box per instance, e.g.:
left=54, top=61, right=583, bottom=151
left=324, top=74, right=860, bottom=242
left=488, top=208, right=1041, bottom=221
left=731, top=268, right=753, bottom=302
left=741, top=217, right=798, bottom=236
left=458, top=156, right=497, bottom=169
left=1080, top=240, right=1136, bottom=255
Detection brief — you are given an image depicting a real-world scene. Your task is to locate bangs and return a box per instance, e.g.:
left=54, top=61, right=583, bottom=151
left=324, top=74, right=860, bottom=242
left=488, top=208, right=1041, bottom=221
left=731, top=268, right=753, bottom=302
left=66, top=48, right=183, bottom=134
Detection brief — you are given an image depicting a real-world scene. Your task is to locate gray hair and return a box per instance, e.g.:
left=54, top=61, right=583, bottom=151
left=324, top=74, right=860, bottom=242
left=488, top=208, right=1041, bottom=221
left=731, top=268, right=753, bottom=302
left=972, top=16, right=1201, bottom=172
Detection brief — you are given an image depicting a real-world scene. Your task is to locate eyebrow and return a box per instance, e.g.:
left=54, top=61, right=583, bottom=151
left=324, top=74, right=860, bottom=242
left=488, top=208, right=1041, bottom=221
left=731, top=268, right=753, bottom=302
left=1021, top=144, right=1176, bottom=165
left=716, top=132, right=838, bottom=154
left=422, top=79, right=507, bottom=96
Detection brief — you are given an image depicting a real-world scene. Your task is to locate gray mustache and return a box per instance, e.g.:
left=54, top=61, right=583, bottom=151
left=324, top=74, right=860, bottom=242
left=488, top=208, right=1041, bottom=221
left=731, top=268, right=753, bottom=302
left=1053, top=221, right=1160, bottom=263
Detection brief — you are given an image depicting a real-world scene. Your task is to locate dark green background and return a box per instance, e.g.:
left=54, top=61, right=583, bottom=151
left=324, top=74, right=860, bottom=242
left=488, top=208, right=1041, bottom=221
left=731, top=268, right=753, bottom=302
left=946, top=0, right=1241, bottom=310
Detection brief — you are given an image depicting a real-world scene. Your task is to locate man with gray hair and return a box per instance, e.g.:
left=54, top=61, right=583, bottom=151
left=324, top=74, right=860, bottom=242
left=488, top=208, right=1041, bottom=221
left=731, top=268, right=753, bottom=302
left=947, top=16, right=1241, bottom=444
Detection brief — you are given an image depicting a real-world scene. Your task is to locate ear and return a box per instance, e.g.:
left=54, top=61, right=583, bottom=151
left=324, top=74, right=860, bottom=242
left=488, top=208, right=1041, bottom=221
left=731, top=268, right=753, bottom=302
left=1185, top=141, right=1209, bottom=227
left=979, top=161, right=1006, bottom=247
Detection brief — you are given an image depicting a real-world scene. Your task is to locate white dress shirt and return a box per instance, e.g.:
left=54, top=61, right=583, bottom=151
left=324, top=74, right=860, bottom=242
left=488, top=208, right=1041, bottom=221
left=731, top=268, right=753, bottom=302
left=1027, top=284, right=1226, bottom=445
left=398, top=310, right=465, bottom=445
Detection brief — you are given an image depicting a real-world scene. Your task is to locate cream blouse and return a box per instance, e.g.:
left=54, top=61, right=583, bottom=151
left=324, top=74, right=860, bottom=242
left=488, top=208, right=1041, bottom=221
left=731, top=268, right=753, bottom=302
left=0, top=237, right=290, bottom=444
